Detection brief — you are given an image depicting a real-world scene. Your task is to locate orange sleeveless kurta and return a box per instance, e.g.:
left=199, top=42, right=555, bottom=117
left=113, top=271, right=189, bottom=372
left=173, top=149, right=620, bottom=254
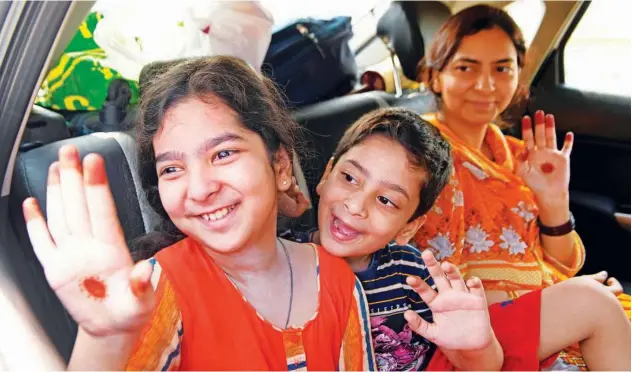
left=126, top=238, right=374, bottom=370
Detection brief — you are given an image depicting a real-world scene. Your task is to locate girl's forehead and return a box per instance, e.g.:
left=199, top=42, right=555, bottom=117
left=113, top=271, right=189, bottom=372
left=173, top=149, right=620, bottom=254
left=154, top=100, right=245, bottom=145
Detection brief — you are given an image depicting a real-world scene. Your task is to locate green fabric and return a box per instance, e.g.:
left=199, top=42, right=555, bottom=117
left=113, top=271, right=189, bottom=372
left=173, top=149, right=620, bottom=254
left=36, top=11, right=139, bottom=111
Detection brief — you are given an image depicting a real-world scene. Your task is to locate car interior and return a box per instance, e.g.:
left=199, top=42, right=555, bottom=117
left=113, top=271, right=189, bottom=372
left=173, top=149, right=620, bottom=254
left=0, top=0, right=629, bottom=364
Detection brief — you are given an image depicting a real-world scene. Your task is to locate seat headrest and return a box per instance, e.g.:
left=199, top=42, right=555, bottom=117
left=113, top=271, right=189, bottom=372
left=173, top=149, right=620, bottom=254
left=377, top=1, right=451, bottom=81
left=10, top=132, right=160, bottom=255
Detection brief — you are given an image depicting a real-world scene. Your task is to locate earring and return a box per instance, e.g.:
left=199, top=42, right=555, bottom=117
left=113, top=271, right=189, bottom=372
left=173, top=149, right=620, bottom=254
left=282, top=180, right=288, bottom=186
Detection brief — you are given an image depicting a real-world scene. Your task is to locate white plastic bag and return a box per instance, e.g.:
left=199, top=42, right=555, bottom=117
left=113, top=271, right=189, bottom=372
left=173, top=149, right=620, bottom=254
left=187, top=1, right=274, bottom=73
left=92, top=0, right=274, bottom=81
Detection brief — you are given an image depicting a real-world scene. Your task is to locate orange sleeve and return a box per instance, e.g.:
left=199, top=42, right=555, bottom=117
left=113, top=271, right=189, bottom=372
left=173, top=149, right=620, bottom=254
left=540, top=231, right=586, bottom=279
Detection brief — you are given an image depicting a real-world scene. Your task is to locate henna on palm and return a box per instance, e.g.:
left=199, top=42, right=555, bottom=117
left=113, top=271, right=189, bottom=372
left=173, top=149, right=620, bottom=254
left=80, top=277, right=107, bottom=300
left=540, top=163, right=555, bottom=174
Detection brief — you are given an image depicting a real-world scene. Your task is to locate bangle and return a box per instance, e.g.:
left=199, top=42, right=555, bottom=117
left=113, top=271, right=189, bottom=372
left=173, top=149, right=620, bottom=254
left=537, top=212, right=575, bottom=236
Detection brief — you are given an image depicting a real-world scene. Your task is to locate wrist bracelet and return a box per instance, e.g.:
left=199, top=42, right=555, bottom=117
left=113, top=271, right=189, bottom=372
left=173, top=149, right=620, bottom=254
left=537, top=212, right=575, bottom=236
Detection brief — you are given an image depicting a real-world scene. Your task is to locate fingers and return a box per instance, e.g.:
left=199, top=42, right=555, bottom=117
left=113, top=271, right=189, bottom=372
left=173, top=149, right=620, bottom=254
left=585, top=271, right=608, bottom=284
left=296, top=189, right=310, bottom=211
left=46, top=162, right=70, bottom=244
left=521, top=116, right=535, bottom=150
left=442, top=262, right=467, bottom=292
left=83, top=154, right=126, bottom=248
left=404, top=309, right=435, bottom=341
left=466, top=276, right=486, bottom=299
left=422, top=250, right=450, bottom=292
left=534, top=110, right=546, bottom=149
left=58, top=145, right=92, bottom=236
left=545, top=114, right=557, bottom=149
left=129, top=260, right=154, bottom=299
left=406, top=275, right=438, bottom=305
left=22, top=198, right=56, bottom=265
left=561, top=132, right=574, bottom=157
left=292, top=179, right=301, bottom=197
left=286, top=177, right=299, bottom=198
left=605, top=277, right=624, bottom=296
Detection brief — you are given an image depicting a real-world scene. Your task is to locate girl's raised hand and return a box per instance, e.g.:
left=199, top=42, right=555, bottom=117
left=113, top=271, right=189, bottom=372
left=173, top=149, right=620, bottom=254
left=23, top=145, right=154, bottom=337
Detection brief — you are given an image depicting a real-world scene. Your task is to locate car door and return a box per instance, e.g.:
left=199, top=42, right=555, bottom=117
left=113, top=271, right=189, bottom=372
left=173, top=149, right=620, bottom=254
left=0, top=1, right=91, bottom=362
left=528, top=1, right=630, bottom=285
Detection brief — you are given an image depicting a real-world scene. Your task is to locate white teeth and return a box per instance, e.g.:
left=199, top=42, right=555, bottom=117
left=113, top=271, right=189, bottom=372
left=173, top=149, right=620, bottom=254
left=334, top=218, right=339, bottom=227
left=210, top=208, right=228, bottom=221
left=201, top=205, right=235, bottom=222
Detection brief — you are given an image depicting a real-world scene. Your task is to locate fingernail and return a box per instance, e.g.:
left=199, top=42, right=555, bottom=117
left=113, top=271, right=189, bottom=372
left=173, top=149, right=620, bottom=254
left=59, top=145, right=79, bottom=168
left=48, top=162, right=60, bottom=185
left=83, top=154, right=107, bottom=185
left=545, top=115, right=554, bottom=128
left=130, top=277, right=150, bottom=298
left=22, top=198, right=39, bottom=222
left=522, top=116, right=532, bottom=129
left=406, top=276, right=418, bottom=286
left=566, top=132, right=573, bottom=141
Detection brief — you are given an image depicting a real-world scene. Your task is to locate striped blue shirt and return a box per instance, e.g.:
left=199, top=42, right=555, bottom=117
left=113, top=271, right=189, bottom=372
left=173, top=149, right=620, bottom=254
left=356, top=243, right=436, bottom=371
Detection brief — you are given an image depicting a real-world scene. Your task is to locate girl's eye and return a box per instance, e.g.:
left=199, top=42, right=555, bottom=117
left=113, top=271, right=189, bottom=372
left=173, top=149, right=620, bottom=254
left=342, top=172, right=357, bottom=184
left=214, top=150, right=235, bottom=161
left=159, top=166, right=180, bottom=176
left=377, top=195, right=396, bottom=208
left=456, top=65, right=471, bottom=72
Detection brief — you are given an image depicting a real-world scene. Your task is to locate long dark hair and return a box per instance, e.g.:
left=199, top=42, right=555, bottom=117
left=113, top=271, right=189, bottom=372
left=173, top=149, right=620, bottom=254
left=130, top=56, right=301, bottom=260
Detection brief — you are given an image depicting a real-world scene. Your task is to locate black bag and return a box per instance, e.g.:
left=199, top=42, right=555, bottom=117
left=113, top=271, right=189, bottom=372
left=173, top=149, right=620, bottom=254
left=262, top=16, right=358, bottom=107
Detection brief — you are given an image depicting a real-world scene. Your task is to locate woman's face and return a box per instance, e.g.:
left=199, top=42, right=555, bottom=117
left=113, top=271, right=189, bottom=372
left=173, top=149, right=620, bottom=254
left=435, top=26, right=520, bottom=126
left=153, top=97, right=286, bottom=253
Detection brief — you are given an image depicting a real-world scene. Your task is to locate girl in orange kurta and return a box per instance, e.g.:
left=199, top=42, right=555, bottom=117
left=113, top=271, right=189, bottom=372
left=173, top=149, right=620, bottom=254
left=126, top=238, right=373, bottom=371
left=22, top=56, right=374, bottom=371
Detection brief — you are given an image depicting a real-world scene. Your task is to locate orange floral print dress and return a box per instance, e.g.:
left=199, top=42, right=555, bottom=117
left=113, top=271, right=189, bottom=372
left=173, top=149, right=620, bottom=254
left=414, top=112, right=630, bottom=370
left=415, top=113, right=586, bottom=294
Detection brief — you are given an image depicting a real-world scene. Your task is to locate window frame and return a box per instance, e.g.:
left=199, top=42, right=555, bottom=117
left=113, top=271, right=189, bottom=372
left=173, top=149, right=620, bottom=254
left=556, top=1, right=593, bottom=85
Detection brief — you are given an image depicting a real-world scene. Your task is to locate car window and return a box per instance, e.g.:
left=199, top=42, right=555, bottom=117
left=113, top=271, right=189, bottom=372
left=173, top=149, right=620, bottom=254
left=562, top=1, right=630, bottom=96
left=505, top=0, right=545, bottom=47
